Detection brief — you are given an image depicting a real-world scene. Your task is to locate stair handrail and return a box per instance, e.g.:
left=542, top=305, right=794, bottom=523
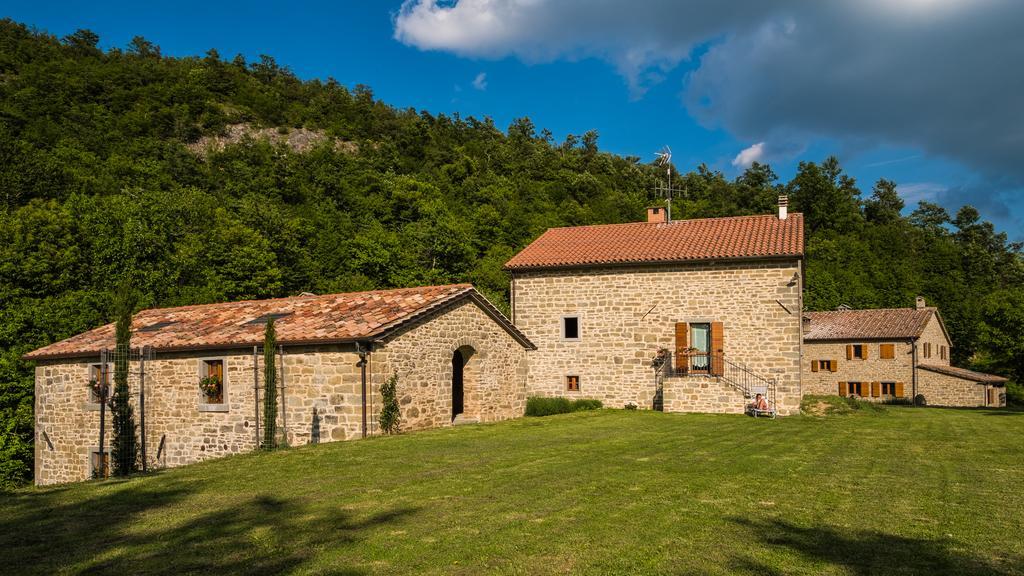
left=658, top=351, right=777, bottom=409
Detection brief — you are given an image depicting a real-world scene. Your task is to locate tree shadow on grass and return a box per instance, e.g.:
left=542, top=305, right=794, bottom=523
left=727, top=517, right=1023, bottom=575
left=0, top=480, right=419, bottom=575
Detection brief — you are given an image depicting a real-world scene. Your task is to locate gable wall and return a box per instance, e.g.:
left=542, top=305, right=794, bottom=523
left=375, top=299, right=529, bottom=431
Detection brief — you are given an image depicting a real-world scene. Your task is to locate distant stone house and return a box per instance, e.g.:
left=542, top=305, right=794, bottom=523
left=802, top=298, right=1007, bottom=407
left=25, top=284, right=533, bottom=485
left=506, top=200, right=806, bottom=415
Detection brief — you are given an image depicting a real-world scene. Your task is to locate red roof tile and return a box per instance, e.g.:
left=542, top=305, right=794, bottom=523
left=504, top=213, right=803, bottom=271
left=803, top=308, right=937, bottom=341
left=25, top=284, right=533, bottom=360
left=918, top=364, right=1008, bottom=384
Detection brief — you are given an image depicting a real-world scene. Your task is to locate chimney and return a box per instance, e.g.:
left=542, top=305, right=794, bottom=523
left=778, top=195, right=788, bottom=220
left=916, top=296, right=926, bottom=309
left=646, top=207, right=668, bottom=224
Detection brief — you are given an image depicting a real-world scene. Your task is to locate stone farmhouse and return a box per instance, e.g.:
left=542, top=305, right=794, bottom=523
left=25, top=198, right=1014, bottom=486
left=505, top=201, right=805, bottom=416
left=802, top=298, right=1007, bottom=407
left=25, top=285, right=533, bottom=485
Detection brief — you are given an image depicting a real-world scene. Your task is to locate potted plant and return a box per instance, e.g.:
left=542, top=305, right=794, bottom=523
left=652, top=347, right=670, bottom=368
left=88, top=378, right=107, bottom=403
left=199, top=374, right=222, bottom=403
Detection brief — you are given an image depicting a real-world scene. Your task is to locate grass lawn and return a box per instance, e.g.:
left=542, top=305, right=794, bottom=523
left=3, top=402, right=1024, bottom=575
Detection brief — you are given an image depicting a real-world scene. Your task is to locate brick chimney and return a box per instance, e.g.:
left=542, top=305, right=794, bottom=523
left=778, top=195, right=788, bottom=220
left=646, top=207, right=668, bottom=223
left=916, top=296, right=926, bottom=309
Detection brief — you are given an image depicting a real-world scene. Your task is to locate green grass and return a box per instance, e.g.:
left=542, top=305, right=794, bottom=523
left=3, top=407, right=1024, bottom=575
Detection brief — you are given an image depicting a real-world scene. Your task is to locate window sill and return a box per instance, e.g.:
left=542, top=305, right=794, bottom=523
left=197, top=403, right=229, bottom=413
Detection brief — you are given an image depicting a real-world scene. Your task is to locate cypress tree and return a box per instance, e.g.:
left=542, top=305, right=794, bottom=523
left=111, top=286, right=138, bottom=476
left=262, top=318, right=277, bottom=449
left=380, top=371, right=401, bottom=434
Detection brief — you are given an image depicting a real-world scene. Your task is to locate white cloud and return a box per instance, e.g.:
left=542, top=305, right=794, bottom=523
left=732, top=142, right=765, bottom=169
left=394, top=0, right=1024, bottom=185
left=896, top=182, right=947, bottom=205
left=472, top=72, right=487, bottom=91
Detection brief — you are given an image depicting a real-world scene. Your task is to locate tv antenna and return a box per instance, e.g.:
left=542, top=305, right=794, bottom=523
left=654, top=146, right=683, bottom=222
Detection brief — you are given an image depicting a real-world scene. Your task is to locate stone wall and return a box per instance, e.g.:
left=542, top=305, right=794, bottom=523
left=33, top=345, right=370, bottom=485
left=917, top=314, right=952, bottom=366
left=917, top=369, right=992, bottom=407
left=512, top=259, right=803, bottom=415
left=802, top=340, right=914, bottom=398
left=375, top=299, right=529, bottom=431
left=662, top=375, right=748, bottom=414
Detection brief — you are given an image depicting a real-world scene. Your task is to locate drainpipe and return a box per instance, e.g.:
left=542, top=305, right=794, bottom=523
left=356, top=342, right=369, bottom=438
left=911, top=338, right=918, bottom=406
left=510, top=276, right=516, bottom=324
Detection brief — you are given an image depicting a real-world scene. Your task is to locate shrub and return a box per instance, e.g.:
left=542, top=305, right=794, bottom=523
left=1005, top=381, right=1023, bottom=406
left=801, top=395, right=887, bottom=416
left=525, top=397, right=603, bottom=417
left=380, top=371, right=401, bottom=434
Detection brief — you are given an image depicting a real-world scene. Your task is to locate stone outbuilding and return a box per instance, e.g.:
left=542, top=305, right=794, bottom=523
left=506, top=201, right=805, bottom=415
left=802, top=298, right=1007, bottom=407
left=25, top=284, right=534, bottom=485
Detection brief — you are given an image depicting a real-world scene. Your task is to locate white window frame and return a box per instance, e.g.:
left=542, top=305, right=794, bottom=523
left=197, top=356, right=229, bottom=412
left=561, top=315, right=581, bottom=342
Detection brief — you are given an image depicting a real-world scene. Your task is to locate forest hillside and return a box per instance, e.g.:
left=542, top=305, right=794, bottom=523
left=1, top=19, right=1021, bottom=486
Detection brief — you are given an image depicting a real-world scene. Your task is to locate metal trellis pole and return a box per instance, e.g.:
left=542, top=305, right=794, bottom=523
left=139, top=346, right=147, bottom=472
left=253, top=346, right=261, bottom=449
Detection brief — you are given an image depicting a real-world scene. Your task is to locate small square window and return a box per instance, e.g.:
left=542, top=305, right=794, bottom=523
left=562, top=316, right=580, bottom=341
left=881, top=382, right=897, bottom=396
left=566, top=375, right=580, bottom=392
left=852, top=345, right=865, bottom=360
left=846, top=382, right=865, bottom=396
left=87, top=364, right=111, bottom=404
left=818, top=360, right=834, bottom=372
left=199, top=359, right=225, bottom=405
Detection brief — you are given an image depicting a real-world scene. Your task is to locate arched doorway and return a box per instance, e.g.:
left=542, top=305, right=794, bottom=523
left=451, top=345, right=477, bottom=421
left=451, top=349, right=465, bottom=420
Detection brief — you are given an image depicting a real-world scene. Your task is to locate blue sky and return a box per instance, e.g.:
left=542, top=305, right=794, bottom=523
left=4, top=1, right=1022, bottom=238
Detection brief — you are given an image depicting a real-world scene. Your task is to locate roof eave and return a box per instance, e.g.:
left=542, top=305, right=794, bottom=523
left=505, top=253, right=805, bottom=274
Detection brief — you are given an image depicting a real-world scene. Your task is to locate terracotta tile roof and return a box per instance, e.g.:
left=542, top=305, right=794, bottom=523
left=504, top=213, right=804, bottom=271
left=25, top=284, right=534, bottom=360
left=803, top=308, right=937, bottom=341
left=918, top=364, right=1008, bottom=384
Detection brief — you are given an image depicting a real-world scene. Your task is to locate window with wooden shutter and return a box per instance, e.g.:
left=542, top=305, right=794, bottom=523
left=846, top=345, right=854, bottom=360
left=881, top=382, right=896, bottom=396
left=923, top=342, right=931, bottom=358
left=200, top=358, right=226, bottom=405
left=566, top=375, right=580, bottom=392
left=710, top=321, right=724, bottom=376
left=880, top=344, right=895, bottom=360
left=811, top=360, right=820, bottom=372
left=871, top=382, right=881, bottom=397
left=859, top=345, right=868, bottom=360
left=895, top=382, right=905, bottom=397
left=838, top=382, right=848, bottom=396
left=674, top=322, right=689, bottom=375
left=830, top=359, right=839, bottom=373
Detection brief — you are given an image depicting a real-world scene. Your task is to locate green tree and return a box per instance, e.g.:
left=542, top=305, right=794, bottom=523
left=379, top=371, right=401, bottom=435
left=110, top=285, right=138, bottom=476
left=262, top=318, right=277, bottom=449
